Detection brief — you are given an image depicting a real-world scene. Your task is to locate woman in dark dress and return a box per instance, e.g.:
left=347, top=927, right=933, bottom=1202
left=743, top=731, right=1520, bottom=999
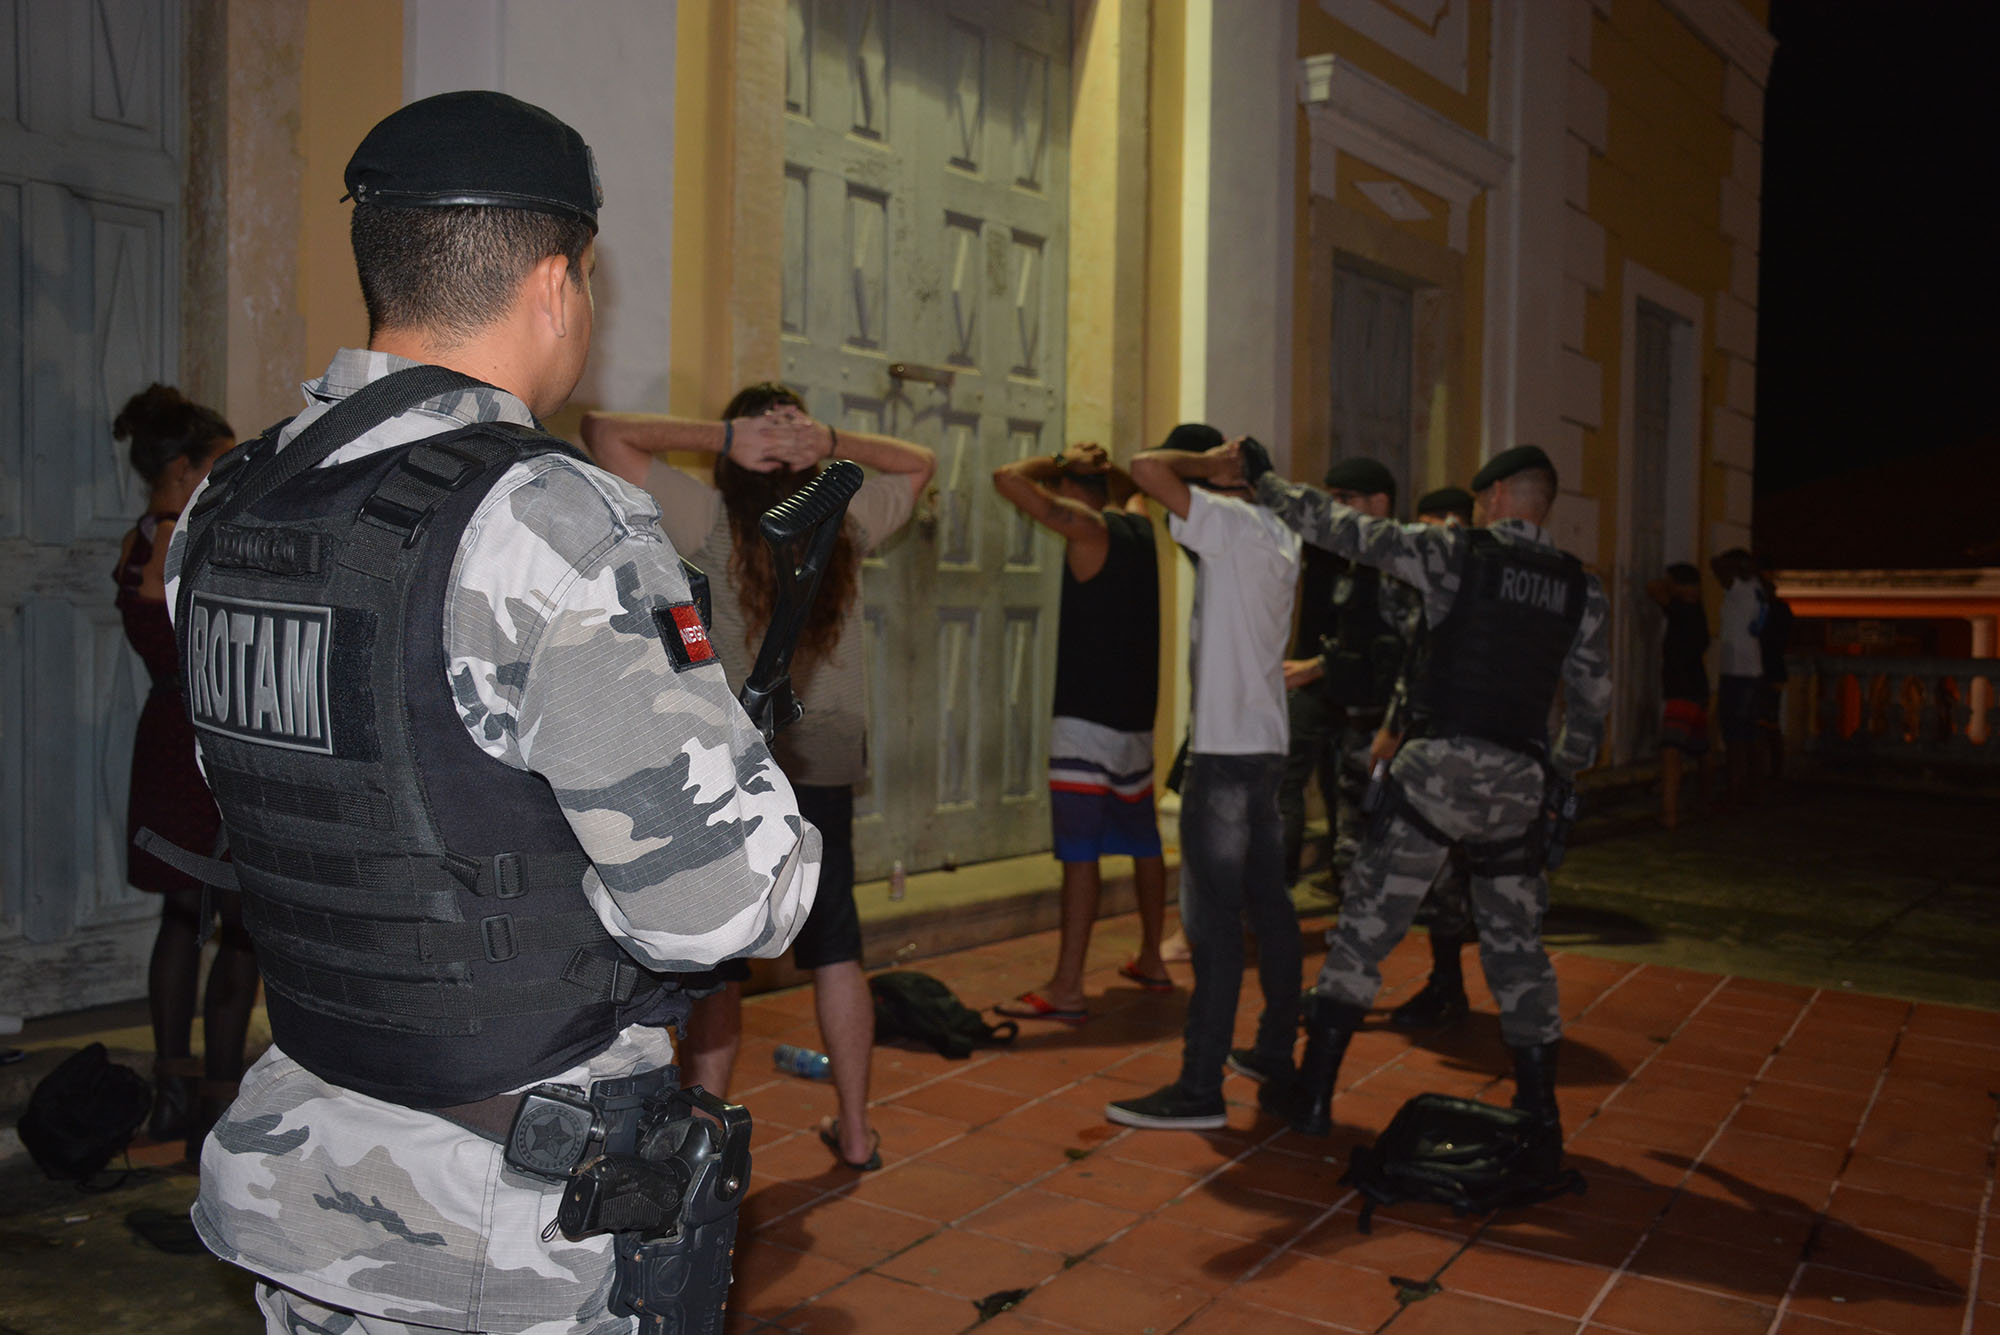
left=112, top=384, right=259, bottom=1155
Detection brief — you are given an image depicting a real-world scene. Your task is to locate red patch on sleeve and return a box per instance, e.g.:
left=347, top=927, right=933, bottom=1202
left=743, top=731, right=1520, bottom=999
left=654, top=603, right=717, bottom=672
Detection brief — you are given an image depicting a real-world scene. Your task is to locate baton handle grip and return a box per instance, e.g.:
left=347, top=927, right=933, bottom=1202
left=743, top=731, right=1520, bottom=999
left=760, top=460, right=864, bottom=545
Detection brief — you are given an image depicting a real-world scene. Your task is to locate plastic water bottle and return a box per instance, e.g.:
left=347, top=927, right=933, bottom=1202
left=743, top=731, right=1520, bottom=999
left=888, top=859, right=907, bottom=902
left=773, top=1044, right=832, bottom=1080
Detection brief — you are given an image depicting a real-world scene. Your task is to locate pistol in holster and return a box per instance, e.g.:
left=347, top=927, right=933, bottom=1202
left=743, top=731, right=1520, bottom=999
left=504, top=1078, right=751, bottom=1333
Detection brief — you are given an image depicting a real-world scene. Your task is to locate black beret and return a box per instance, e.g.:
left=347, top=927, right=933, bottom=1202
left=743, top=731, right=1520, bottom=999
left=1158, top=422, right=1224, bottom=453
left=1416, top=485, right=1474, bottom=520
left=344, top=91, right=602, bottom=232
left=1322, top=456, right=1396, bottom=498
left=1472, top=444, right=1557, bottom=493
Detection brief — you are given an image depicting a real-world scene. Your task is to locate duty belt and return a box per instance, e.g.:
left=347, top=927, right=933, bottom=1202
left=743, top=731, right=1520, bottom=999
left=436, top=1065, right=676, bottom=1171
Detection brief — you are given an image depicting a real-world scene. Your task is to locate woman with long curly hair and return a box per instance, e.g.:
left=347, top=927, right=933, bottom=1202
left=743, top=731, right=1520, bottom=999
left=585, top=385, right=934, bottom=1171
left=111, top=383, right=261, bottom=1158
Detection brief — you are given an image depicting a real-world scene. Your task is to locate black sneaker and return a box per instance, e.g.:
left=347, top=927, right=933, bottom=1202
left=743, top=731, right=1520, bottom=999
left=1106, top=1083, right=1227, bottom=1131
left=1225, top=1048, right=1294, bottom=1086
left=1389, top=979, right=1469, bottom=1029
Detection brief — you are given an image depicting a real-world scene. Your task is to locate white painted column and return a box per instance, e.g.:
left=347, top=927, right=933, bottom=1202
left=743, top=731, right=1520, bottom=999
left=1482, top=0, right=1570, bottom=467
left=1179, top=0, right=1297, bottom=469
left=402, top=0, right=678, bottom=410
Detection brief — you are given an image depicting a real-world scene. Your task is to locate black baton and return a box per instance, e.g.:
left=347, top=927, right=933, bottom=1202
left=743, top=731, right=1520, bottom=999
left=737, top=459, right=865, bottom=741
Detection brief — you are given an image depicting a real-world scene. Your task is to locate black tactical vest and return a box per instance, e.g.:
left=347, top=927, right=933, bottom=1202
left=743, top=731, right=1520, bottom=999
left=1409, top=529, right=1587, bottom=752
left=1319, top=563, right=1402, bottom=710
left=175, top=382, right=675, bottom=1107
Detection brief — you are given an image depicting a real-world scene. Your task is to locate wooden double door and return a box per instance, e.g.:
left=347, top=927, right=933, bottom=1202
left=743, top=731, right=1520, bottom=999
left=779, top=0, right=1071, bottom=879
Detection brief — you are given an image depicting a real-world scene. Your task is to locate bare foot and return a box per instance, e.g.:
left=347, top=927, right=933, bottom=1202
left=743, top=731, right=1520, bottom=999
left=1159, top=931, right=1190, bottom=963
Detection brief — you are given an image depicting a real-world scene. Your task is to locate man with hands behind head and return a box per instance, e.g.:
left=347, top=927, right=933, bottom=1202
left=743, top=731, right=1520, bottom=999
left=1105, top=427, right=1302, bottom=1131
left=1232, top=440, right=1608, bottom=1175
left=990, top=443, right=1169, bottom=1024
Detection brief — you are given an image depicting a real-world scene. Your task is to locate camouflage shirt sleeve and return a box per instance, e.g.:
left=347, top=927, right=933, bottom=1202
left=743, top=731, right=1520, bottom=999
left=1254, top=474, right=1462, bottom=625
left=1553, top=573, right=1614, bottom=776
left=446, top=455, right=820, bottom=972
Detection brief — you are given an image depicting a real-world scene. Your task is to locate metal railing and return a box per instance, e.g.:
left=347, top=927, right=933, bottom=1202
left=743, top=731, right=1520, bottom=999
left=1787, top=655, right=1997, bottom=765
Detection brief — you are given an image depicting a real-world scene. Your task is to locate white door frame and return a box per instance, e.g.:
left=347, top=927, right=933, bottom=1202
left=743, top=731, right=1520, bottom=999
left=1613, top=260, right=1704, bottom=763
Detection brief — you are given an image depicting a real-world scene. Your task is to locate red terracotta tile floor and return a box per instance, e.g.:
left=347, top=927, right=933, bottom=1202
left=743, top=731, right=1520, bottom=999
left=717, top=909, right=1999, bottom=1333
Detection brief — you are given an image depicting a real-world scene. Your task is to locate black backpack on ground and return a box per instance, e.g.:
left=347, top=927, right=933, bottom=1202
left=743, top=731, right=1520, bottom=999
left=1342, top=1093, right=1585, bottom=1231
left=869, top=971, right=1018, bottom=1059
left=16, top=1043, right=154, bottom=1185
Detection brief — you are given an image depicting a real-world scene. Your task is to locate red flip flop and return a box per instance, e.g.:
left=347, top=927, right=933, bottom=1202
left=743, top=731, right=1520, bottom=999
left=993, top=991, right=1089, bottom=1026
left=1118, top=961, right=1175, bottom=994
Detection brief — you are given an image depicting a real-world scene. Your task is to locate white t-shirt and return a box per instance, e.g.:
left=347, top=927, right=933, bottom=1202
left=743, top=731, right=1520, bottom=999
left=1168, top=488, right=1302, bottom=755
left=1717, top=578, right=1765, bottom=679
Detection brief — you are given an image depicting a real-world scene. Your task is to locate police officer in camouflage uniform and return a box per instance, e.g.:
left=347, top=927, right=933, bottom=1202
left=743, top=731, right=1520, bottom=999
left=1228, top=442, right=1609, bottom=1167
left=1380, top=485, right=1479, bottom=1029
left=1278, top=458, right=1406, bottom=888
left=165, top=92, right=820, bottom=1335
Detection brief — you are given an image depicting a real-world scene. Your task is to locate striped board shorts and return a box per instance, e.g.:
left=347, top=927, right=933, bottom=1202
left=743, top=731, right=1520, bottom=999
left=1048, top=716, right=1164, bottom=862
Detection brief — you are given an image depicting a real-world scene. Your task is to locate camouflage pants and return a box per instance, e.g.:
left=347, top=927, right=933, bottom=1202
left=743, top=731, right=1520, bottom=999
left=1316, top=737, right=1561, bottom=1047
left=1413, top=841, right=1476, bottom=941
left=257, top=1280, right=638, bottom=1334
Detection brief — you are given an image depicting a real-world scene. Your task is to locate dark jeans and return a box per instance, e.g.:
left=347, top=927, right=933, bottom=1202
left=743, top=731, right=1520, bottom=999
left=1177, top=751, right=1299, bottom=1100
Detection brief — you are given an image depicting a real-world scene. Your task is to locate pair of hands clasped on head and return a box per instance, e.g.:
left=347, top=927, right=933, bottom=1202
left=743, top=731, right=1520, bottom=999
left=1186, top=438, right=1275, bottom=490
left=729, top=406, right=836, bottom=474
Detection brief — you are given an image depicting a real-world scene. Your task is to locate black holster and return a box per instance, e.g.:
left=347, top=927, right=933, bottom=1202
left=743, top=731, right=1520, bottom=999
left=504, top=1077, right=751, bottom=1333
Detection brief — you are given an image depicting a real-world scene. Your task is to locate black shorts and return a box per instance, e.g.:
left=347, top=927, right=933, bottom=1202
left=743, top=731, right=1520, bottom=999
left=1717, top=676, right=1761, bottom=744
left=705, top=782, right=859, bottom=983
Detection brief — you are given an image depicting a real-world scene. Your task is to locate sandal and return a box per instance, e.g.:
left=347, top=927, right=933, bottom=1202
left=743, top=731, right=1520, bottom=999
left=1118, top=961, right=1174, bottom=994
left=817, top=1117, right=882, bottom=1171
left=993, top=991, right=1089, bottom=1026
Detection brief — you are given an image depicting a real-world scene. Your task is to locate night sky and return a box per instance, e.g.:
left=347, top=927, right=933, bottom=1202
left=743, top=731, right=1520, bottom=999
left=1754, top=0, right=2000, bottom=498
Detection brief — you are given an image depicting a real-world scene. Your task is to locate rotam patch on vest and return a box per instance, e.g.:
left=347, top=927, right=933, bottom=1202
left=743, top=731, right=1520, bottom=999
left=186, top=592, right=335, bottom=754
left=654, top=603, right=717, bottom=672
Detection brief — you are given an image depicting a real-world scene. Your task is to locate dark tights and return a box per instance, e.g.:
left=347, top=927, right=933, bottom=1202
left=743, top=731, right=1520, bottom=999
left=149, top=887, right=259, bottom=1085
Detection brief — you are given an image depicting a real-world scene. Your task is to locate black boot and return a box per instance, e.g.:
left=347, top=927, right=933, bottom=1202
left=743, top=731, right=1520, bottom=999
left=1389, top=933, right=1469, bottom=1028
left=1292, top=993, right=1367, bottom=1137
left=1509, top=1040, right=1564, bottom=1177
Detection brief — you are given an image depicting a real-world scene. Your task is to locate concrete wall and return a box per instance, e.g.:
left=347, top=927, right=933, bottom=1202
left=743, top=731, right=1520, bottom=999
left=404, top=0, right=679, bottom=422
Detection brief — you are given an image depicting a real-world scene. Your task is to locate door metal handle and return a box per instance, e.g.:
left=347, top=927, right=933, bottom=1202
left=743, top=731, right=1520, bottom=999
left=888, top=361, right=955, bottom=389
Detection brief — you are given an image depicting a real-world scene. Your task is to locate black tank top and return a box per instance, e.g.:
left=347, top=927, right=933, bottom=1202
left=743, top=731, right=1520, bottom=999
left=1052, top=509, right=1160, bottom=732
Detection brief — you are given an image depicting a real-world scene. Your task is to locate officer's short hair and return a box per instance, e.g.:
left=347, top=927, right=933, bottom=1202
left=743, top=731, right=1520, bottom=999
left=1509, top=466, right=1556, bottom=516
left=352, top=203, right=593, bottom=341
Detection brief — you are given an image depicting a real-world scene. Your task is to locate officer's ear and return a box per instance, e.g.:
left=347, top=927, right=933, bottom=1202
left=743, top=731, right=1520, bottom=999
left=526, top=250, right=579, bottom=339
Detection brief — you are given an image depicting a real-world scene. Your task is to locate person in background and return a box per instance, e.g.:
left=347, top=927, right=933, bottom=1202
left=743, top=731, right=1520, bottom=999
left=1647, top=562, right=1713, bottom=829
left=1107, top=425, right=1302, bottom=1131
left=585, top=385, right=934, bottom=1172
left=110, top=384, right=258, bottom=1157
left=990, top=442, right=1169, bottom=1024
left=1278, top=459, right=1403, bottom=892
left=1755, top=555, right=1796, bottom=786
left=1712, top=547, right=1766, bottom=807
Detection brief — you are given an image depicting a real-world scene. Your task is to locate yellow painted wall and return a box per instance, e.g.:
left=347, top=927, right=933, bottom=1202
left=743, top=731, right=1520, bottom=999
left=1298, top=1, right=1491, bottom=137
left=298, top=0, right=403, bottom=379
left=1291, top=4, right=1490, bottom=502
left=667, top=0, right=735, bottom=418
left=1144, top=0, right=1188, bottom=785
left=1584, top=0, right=1737, bottom=566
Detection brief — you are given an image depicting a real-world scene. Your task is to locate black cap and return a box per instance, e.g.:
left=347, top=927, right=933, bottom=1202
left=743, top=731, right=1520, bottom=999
left=1416, top=485, right=1474, bottom=521
left=1322, top=456, right=1396, bottom=499
left=1158, top=422, right=1224, bottom=453
left=1471, top=444, right=1557, bottom=493
left=344, top=91, right=602, bottom=232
